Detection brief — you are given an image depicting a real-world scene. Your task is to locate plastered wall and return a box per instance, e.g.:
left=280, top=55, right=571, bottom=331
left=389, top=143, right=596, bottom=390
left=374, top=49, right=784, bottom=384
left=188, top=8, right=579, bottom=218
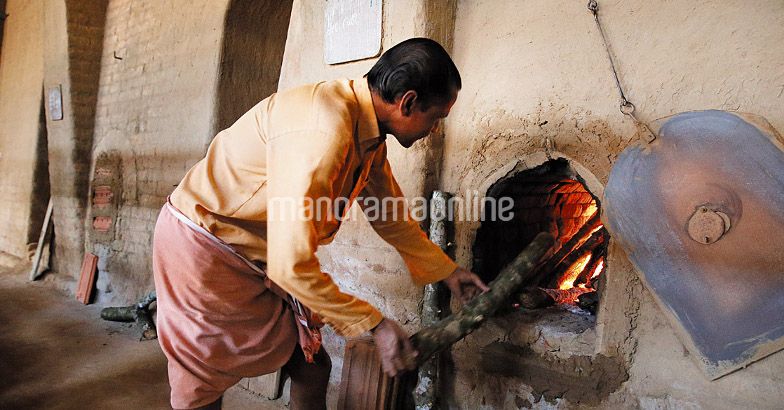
left=0, top=0, right=44, bottom=258
left=0, top=0, right=782, bottom=407
left=440, top=0, right=784, bottom=408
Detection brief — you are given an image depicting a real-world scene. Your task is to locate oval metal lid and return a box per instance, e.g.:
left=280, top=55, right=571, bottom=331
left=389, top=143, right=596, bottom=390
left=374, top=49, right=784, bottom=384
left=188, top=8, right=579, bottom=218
left=603, top=110, right=784, bottom=379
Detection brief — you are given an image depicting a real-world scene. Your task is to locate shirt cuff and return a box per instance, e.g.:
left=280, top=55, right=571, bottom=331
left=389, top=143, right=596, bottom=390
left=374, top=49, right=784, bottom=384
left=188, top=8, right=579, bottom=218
left=411, top=257, right=459, bottom=287
left=332, top=309, right=384, bottom=338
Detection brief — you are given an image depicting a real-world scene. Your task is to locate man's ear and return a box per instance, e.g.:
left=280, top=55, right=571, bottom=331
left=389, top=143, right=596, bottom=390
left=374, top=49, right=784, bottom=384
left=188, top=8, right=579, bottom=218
left=399, top=90, right=417, bottom=117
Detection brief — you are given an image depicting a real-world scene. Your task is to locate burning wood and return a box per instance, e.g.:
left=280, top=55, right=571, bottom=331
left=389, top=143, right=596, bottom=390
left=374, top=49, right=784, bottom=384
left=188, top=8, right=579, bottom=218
left=576, top=246, right=606, bottom=287
left=517, top=286, right=556, bottom=310
left=518, top=286, right=594, bottom=308
left=527, top=211, right=603, bottom=287
left=542, top=286, right=594, bottom=304
left=549, top=228, right=607, bottom=289
left=555, top=253, right=593, bottom=290
left=513, top=212, right=609, bottom=311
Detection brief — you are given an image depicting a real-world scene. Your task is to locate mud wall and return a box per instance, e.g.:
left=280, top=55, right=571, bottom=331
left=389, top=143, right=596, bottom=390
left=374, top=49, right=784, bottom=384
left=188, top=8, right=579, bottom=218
left=441, top=0, right=784, bottom=408
left=0, top=0, right=44, bottom=259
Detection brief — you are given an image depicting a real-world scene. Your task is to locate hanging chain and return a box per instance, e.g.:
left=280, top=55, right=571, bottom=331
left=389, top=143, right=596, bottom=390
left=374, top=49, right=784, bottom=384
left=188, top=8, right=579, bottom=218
left=587, top=0, right=656, bottom=143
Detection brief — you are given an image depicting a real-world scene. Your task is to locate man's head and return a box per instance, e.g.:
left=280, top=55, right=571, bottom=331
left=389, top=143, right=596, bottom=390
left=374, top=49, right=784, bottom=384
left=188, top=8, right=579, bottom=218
left=366, top=38, right=461, bottom=148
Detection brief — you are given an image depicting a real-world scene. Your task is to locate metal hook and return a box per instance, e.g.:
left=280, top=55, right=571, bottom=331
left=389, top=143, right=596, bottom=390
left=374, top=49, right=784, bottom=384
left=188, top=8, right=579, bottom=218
left=620, top=100, right=635, bottom=116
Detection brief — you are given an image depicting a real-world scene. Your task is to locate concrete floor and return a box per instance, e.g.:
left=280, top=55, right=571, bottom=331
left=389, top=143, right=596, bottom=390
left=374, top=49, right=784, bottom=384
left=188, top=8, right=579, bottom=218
left=0, top=256, right=286, bottom=409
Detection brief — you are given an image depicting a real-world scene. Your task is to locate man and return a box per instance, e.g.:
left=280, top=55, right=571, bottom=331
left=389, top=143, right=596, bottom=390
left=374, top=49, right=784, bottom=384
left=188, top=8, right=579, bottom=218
left=153, top=38, right=488, bottom=410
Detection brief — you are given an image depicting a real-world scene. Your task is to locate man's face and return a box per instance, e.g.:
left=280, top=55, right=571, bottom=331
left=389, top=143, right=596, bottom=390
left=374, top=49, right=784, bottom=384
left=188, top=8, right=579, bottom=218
left=392, top=90, right=458, bottom=148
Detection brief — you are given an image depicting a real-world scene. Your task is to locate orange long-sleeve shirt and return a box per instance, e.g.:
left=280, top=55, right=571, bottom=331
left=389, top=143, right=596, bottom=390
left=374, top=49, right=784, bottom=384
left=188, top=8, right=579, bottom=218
left=170, top=77, right=457, bottom=337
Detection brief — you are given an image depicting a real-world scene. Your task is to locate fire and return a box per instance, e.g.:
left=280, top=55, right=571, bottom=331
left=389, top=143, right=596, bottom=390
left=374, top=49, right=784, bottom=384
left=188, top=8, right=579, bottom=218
left=549, top=253, right=606, bottom=305
left=557, top=253, right=592, bottom=290
left=590, top=258, right=604, bottom=280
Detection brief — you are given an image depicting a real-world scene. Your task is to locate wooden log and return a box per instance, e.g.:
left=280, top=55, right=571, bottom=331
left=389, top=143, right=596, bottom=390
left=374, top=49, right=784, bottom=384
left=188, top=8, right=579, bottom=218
left=517, top=287, right=555, bottom=310
left=405, top=232, right=555, bottom=368
left=29, top=199, right=54, bottom=281
left=547, top=228, right=607, bottom=288
left=100, top=291, right=157, bottom=340
left=542, top=287, right=593, bottom=304
left=575, top=244, right=607, bottom=286
left=415, top=191, right=450, bottom=410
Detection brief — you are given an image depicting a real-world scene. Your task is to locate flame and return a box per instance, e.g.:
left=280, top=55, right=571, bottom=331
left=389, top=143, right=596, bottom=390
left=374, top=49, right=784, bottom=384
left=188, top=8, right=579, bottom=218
left=590, top=258, right=605, bottom=280
left=585, top=204, right=598, bottom=218
left=557, top=253, right=592, bottom=290
left=541, top=200, right=610, bottom=306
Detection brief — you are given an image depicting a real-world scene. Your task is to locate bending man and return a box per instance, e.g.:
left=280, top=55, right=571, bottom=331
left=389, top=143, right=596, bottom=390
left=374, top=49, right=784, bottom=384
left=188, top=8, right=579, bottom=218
left=153, top=38, right=487, bottom=410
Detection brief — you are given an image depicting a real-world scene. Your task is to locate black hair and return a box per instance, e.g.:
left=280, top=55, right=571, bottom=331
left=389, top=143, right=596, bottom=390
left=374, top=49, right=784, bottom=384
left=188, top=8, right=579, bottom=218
left=365, top=38, right=461, bottom=110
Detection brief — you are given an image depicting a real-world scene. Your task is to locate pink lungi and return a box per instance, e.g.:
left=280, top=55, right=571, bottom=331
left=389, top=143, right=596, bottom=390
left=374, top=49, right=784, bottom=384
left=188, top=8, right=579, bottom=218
left=153, top=203, right=318, bottom=409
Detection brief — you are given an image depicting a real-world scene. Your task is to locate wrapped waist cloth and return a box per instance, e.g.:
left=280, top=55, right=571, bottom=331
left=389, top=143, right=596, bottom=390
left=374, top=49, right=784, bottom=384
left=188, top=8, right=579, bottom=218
left=153, top=201, right=321, bottom=408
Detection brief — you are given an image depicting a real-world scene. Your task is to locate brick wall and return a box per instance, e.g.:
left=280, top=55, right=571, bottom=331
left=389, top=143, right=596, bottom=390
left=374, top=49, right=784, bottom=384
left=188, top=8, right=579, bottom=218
left=43, top=0, right=108, bottom=279
left=87, top=0, right=229, bottom=303
left=216, top=0, right=292, bottom=131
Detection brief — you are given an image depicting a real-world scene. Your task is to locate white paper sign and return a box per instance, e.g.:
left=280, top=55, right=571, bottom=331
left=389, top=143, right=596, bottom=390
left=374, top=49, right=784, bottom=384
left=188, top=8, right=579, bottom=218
left=324, top=0, right=382, bottom=65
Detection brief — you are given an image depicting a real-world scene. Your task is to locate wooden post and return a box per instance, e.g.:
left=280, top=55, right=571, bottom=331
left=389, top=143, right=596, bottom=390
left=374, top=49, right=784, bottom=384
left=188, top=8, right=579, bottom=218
left=415, top=191, right=450, bottom=410
left=29, top=199, right=53, bottom=281
left=100, top=291, right=158, bottom=340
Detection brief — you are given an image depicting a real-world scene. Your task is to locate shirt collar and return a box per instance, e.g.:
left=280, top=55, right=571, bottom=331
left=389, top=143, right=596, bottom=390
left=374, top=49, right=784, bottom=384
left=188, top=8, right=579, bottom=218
left=353, top=77, right=384, bottom=145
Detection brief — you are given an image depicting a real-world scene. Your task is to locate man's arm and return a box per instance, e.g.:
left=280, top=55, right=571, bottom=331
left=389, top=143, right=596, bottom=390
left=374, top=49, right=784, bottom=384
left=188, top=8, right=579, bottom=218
left=359, top=144, right=459, bottom=285
left=266, top=130, right=383, bottom=337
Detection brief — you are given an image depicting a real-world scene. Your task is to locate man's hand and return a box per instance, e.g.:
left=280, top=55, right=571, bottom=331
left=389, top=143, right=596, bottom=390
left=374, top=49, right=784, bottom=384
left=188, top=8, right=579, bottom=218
left=442, top=266, right=490, bottom=304
left=372, top=318, right=417, bottom=377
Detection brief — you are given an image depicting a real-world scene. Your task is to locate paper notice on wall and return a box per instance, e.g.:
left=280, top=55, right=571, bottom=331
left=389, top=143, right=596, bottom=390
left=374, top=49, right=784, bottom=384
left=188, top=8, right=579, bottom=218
left=324, top=0, right=382, bottom=65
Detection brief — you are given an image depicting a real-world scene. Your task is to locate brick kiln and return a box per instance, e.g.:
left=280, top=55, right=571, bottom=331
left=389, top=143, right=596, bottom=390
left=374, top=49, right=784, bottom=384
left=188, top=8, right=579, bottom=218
left=450, top=110, right=784, bottom=406
left=473, top=158, right=608, bottom=314
left=465, top=156, right=624, bottom=406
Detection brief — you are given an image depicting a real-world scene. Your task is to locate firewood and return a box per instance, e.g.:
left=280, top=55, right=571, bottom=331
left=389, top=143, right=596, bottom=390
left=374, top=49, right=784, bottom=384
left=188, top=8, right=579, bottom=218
left=517, top=286, right=556, bottom=309
left=100, top=291, right=157, bottom=341
left=542, top=287, right=593, bottom=304
left=527, top=212, right=602, bottom=287
left=547, top=228, right=607, bottom=288
left=576, top=244, right=606, bottom=286
left=404, top=232, right=555, bottom=368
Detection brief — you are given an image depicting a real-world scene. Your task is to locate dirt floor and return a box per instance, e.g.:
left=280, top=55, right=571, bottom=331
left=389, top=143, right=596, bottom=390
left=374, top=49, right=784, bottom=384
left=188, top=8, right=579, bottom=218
left=0, top=255, right=286, bottom=409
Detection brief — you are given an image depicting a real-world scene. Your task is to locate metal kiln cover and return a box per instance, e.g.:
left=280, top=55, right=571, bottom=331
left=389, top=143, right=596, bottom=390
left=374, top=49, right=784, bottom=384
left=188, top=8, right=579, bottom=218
left=603, top=110, right=784, bottom=379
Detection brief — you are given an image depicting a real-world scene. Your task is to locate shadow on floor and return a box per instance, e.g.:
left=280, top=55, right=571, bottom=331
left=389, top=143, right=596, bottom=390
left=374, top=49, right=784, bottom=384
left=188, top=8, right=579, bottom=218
left=0, top=260, right=170, bottom=409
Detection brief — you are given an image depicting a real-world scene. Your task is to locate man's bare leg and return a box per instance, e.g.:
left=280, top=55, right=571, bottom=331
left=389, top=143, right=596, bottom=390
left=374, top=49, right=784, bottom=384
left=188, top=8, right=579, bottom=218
left=181, top=396, right=221, bottom=410
left=282, top=345, right=332, bottom=410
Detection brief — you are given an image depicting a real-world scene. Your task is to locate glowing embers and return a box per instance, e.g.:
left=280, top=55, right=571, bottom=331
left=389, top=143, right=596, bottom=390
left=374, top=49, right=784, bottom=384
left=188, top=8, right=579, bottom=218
left=472, top=158, right=608, bottom=315
left=526, top=206, right=608, bottom=312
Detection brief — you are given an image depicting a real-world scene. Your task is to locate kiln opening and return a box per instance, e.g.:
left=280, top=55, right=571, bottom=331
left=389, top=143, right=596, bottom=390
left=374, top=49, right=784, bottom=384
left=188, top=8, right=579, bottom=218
left=473, top=158, right=609, bottom=316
